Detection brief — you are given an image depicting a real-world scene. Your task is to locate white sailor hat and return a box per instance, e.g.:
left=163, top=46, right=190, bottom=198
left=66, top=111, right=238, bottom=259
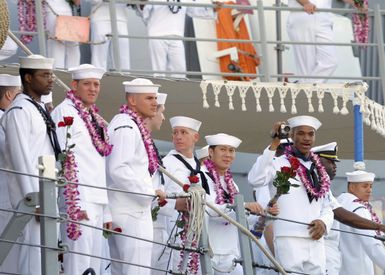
left=196, top=145, right=209, bottom=160
left=170, top=116, right=201, bottom=132
left=312, top=142, right=340, bottom=162
left=346, top=170, right=375, bottom=183
left=69, top=64, right=105, bottom=80
left=19, top=54, right=54, bottom=70
left=123, top=78, right=160, bottom=94
left=157, top=93, right=167, bottom=105
left=287, top=115, right=322, bottom=130
left=0, top=74, right=21, bottom=87
left=205, top=133, right=242, bottom=148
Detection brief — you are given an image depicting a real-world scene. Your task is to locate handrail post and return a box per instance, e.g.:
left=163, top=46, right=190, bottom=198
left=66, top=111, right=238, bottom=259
left=109, top=0, right=121, bottom=72
left=374, top=4, right=385, bottom=101
left=39, top=155, right=58, bottom=275
left=34, top=0, right=47, bottom=56
left=256, top=0, right=271, bottom=82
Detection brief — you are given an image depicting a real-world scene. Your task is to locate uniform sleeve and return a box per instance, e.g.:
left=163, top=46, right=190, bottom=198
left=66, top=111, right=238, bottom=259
left=247, top=147, right=276, bottom=188
left=4, top=108, right=36, bottom=198
left=319, top=194, right=334, bottom=234
left=353, top=208, right=385, bottom=269
left=186, top=6, right=216, bottom=19
left=107, top=122, right=155, bottom=197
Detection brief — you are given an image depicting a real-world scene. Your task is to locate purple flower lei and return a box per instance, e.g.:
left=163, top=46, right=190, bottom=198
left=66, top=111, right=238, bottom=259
left=66, top=90, right=113, bottom=157
left=62, top=151, right=82, bottom=240
left=353, top=199, right=382, bottom=236
left=285, top=147, right=330, bottom=199
left=178, top=214, right=200, bottom=275
left=119, top=105, right=159, bottom=175
left=17, top=0, right=47, bottom=44
left=352, top=0, right=369, bottom=46
left=204, top=159, right=238, bottom=204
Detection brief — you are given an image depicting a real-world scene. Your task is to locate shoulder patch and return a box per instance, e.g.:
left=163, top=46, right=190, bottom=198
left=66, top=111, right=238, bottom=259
left=114, top=125, right=133, bottom=131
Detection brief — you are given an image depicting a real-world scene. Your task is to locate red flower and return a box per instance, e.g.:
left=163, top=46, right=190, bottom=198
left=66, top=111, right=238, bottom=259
left=63, top=116, right=74, bottom=126
left=113, top=227, right=122, bottom=233
left=183, top=184, right=190, bottom=192
left=281, top=166, right=291, bottom=174
left=289, top=157, right=300, bottom=170
left=158, top=199, right=168, bottom=207
left=290, top=171, right=297, bottom=178
left=188, top=175, right=199, bottom=184
left=58, top=121, right=66, bottom=128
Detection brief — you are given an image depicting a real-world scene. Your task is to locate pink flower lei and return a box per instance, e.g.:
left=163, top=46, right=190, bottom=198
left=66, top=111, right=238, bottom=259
left=352, top=0, right=369, bottom=46
left=66, top=90, right=113, bottom=157
left=353, top=199, right=382, bottom=236
left=119, top=105, right=159, bottom=175
left=285, top=147, right=330, bottom=200
left=204, top=159, right=238, bottom=204
left=17, top=0, right=47, bottom=44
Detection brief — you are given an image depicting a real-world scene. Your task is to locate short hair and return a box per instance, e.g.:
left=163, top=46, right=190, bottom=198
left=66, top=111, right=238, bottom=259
left=19, top=68, right=37, bottom=86
left=0, top=86, right=18, bottom=101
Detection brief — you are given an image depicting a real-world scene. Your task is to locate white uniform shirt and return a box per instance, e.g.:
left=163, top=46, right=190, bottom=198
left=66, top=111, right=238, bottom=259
left=87, top=0, right=129, bottom=22
left=203, top=166, right=239, bottom=257
left=0, top=94, right=54, bottom=208
left=51, top=99, right=110, bottom=220
left=107, top=113, right=155, bottom=216
left=141, top=4, right=215, bottom=37
left=45, top=0, right=72, bottom=15
left=288, top=0, right=332, bottom=9
left=0, top=109, right=11, bottom=209
left=338, top=192, right=385, bottom=275
left=248, top=147, right=334, bottom=238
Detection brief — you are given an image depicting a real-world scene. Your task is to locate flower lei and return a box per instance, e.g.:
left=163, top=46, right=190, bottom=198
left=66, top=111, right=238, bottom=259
left=119, top=105, right=159, bottom=175
left=17, top=0, right=47, bottom=44
left=57, top=116, right=81, bottom=240
left=66, top=90, right=113, bottom=157
left=285, top=146, right=330, bottom=200
left=352, top=0, right=369, bottom=45
left=353, top=199, right=382, bottom=236
left=204, top=159, right=238, bottom=204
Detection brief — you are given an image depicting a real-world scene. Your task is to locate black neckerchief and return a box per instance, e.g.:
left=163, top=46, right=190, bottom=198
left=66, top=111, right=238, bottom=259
left=154, top=144, right=165, bottom=185
left=25, top=96, right=62, bottom=160
left=89, top=109, right=105, bottom=141
left=0, top=108, right=5, bottom=112
left=168, top=0, right=181, bottom=14
left=290, top=146, right=321, bottom=203
left=172, top=154, right=210, bottom=195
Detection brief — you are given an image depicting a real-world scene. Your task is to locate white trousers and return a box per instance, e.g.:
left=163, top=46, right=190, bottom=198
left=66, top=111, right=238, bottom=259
left=91, top=20, right=130, bottom=71
left=287, top=13, right=337, bottom=83
left=61, top=203, right=104, bottom=275
left=0, top=204, right=19, bottom=274
left=18, top=219, right=41, bottom=275
left=325, top=243, right=341, bottom=275
left=148, top=38, right=186, bottom=78
left=274, top=236, right=326, bottom=275
left=151, top=227, right=172, bottom=275
left=252, top=236, right=277, bottom=275
left=212, top=254, right=243, bottom=275
left=45, top=9, right=80, bottom=69
left=109, top=211, right=153, bottom=275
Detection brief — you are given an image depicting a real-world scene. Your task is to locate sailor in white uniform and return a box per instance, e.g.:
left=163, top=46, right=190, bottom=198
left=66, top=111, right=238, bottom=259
left=88, top=0, right=130, bottom=71
left=203, top=133, right=275, bottom=274
left=106, top=78, right=166, bottom=275
left=248, top=116, right=334, bottom=275
left=311, top=143, right=385, bottom=275
left=45, top=0, right=80, bottom=68
left=338, top=170, right=385, bottom=275
left=137, top=2, right=215, bottom=78
left=153, top=116, right=209, bottom=272
left=196, top=145, right=209, bottom=165
left=0, top=74, right=21, bottom=275
left=0, top=55, right=60, bottom=274
left=51, top=64, right=113, bottom=274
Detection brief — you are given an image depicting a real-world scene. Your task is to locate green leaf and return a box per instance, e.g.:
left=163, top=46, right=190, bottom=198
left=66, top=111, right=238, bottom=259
left=176, top=219, right=186, bottom=229
left=68, top=144, right=76, bottom=149
left=66, top=133, right=71, bottom=139
left=290, top=184, right=300, bottom=188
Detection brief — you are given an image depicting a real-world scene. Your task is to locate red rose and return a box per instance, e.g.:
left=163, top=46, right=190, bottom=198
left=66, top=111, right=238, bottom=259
left=281, top=166, right=291, bottom=174
left=58, top=121, right=66, bottom=128
left=289, top=157, right=300, bottom=170
left=183, top=184, right=190, bottom=192
left=188, top=175, right=199, bottom=184
left=63, top=116, right=74, bottom=126
left=158, top=199, right=168, bottom=207
left=290, top=171, right=297, bottom=178
left=113, top=227, right=122, bottom=233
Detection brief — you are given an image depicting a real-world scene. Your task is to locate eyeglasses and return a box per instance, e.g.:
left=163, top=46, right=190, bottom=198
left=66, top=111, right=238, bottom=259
left=35, top=73, right=56, bottom=80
